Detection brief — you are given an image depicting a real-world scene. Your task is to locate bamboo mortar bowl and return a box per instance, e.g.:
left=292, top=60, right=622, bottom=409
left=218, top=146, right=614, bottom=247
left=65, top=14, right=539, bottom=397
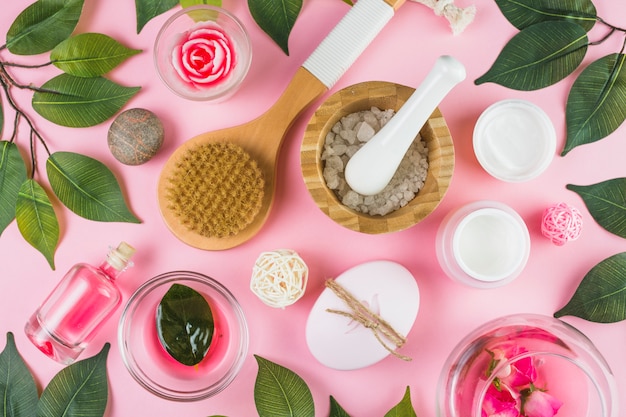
left=301, top=81, right=455, bottom=234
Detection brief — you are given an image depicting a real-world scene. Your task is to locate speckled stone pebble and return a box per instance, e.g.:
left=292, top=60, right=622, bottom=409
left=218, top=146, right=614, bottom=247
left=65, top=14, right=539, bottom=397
left=108, top=108, right=164, bottom=165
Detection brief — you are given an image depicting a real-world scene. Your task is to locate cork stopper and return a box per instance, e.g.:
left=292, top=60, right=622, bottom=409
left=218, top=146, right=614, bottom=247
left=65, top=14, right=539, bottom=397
left=107, top=242, right=136, bottom=271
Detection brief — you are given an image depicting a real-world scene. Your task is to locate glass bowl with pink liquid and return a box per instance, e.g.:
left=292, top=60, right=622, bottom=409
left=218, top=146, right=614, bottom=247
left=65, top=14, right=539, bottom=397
left=437, top=314, right=618, bottom=417
left=118, top=270, right=249, bottom=401
left=154, top=5, right=252, bottom=101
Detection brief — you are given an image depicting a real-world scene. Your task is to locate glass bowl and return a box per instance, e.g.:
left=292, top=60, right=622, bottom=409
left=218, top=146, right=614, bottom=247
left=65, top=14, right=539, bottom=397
left=437, top=314, right=618, bottom=417
left=154, top=5, right=252, bottom=101
left=118, top=271, right=249, bottom=401
left=300, top=81, right=455, bottom=234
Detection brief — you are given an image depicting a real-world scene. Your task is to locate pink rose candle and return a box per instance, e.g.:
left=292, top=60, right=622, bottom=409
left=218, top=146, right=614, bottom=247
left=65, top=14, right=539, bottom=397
left=437, top=314, right=617, bottom=417
left=154, top=6, right=252, bottom=101
left=172, top=21, right=236, bottom=89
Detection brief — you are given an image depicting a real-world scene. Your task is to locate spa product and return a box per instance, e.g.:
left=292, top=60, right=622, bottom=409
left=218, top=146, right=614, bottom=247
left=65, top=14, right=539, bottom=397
left=118, top=271, right=249, bottom=401
left=163, top=142, right=265, bottom=239
left=473, top=99, right=556, bottom=182
left=171, top=21, right=236, bottom=89
left=344, top=55, right=465, bottom=196
left=436, top=201, right=530, bottom=288
left=154, top=5, right=251, bottom=101
left=251, top=249, right=308, bottom=308
left=25, top=242, right=135, bottom=364
left=157, top=0, right=407, bottom=250
left=108, top=108, right=164, bottom=165
left=541, top=202, right=583, bottom=246
left=437, top=314, right=618, bottom=417
left=322, top=107, right=429, bottom=216
left=306, top=260, right=419, bottom=370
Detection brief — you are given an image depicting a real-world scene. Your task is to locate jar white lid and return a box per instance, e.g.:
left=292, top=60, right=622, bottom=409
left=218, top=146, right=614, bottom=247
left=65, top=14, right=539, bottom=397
left=473, top=99, right=556, bottom=182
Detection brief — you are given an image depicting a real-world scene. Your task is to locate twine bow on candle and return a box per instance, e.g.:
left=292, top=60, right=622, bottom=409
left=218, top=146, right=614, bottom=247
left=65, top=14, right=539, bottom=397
left=324, top=279, right=412, bottom=361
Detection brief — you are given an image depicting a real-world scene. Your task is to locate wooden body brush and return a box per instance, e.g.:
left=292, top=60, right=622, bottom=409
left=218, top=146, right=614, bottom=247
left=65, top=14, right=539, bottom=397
left=158, top=0, right=406, bottom=250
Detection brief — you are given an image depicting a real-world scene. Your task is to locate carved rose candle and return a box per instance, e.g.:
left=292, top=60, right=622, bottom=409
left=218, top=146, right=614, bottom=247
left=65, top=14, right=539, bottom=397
left=172, top=21, right=235, bottom=89
left=154, top=6, right=251, bottom=101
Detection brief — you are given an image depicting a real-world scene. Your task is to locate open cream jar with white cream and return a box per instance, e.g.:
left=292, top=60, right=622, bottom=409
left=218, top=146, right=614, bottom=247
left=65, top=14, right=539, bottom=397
left=436, top=200, right=530, bottom=288
left=473, top=100, right=556, bottom=182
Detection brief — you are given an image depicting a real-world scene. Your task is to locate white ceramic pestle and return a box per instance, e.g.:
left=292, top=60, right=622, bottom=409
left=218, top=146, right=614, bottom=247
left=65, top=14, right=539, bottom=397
left=344, top=55, right=466, bottom=196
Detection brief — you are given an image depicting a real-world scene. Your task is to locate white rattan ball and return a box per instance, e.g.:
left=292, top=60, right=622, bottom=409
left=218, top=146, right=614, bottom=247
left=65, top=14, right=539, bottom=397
left=250, top=249, right=308, bottom=308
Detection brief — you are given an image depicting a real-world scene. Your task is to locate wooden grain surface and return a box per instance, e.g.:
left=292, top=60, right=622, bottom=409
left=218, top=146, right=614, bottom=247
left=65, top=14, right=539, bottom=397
left=300, top=81, right=454, bottom=234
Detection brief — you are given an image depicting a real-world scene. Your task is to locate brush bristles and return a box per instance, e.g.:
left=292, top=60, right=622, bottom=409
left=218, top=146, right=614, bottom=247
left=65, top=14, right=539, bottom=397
left=165, top=142, right=265, bottom=238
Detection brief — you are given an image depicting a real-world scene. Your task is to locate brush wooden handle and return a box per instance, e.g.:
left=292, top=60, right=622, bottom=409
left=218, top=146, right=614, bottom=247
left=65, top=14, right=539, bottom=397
left=255, top=0, right=406, bottom=157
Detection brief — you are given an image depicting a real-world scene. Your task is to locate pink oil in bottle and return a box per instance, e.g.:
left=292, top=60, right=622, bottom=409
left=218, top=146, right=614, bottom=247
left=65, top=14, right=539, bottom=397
left=25, top=242, right=135, bottom=364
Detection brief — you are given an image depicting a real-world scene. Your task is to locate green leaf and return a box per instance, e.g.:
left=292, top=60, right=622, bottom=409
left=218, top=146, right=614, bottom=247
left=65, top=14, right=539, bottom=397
left=181, top=0, right=222, bottom=7
left=46, top=151, right=140, bottom=223
left=0, top=141, right=28, bottom=235
left=494, top=0, right=597, bottom=31
left=329, top=396, right=352, bottom=417
left=32, top=74, right=140, bottom=127
left=0, top=333, right=39, bottom=417
left=16, top=179, right=59, bottom=269
left=156, top=283, right=214, bottom=366
left=0, top=95, right=4, bottom=135
left=248, top=0, right=303, bottom=55
left=254, top=355, right=315, bottom=417
left=567, top=178, right=626, bottom=238
left=384, top=386, right=417, bottom=417
left=6, top=0, right=85, bottom=55
left=135, top=0, right=179, bottom=33
left=563, top=54, right=626, bottom=155
left=51, top=33, right=142, bottom=78
left=475, top=21, right=588, bottom=90
left=37, top=343, right=110, bottom=417
left=555, top=252, right=626, bottom=323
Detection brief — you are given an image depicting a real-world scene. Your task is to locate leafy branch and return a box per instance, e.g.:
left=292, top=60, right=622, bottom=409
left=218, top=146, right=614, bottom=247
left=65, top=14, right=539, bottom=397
left=475, top=0, right=626, bottom=155
left=0, top=0, right=142, bottom=269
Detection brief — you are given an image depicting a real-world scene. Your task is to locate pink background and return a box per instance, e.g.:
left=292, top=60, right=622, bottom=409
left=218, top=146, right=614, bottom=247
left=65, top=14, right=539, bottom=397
left=1, top=0, right=625, bottom=415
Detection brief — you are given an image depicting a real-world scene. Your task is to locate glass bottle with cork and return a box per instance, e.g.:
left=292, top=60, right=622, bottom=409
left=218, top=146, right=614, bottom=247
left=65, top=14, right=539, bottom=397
left=25, top=242, right=136, bottom=364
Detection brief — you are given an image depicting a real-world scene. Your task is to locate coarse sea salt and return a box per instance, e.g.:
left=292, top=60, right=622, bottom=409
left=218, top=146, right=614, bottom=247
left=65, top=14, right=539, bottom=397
left=321, top=107, right=429, bottom=216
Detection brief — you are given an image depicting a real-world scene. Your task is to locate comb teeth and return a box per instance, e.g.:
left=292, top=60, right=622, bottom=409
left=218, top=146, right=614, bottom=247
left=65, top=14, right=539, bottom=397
left=165, top=142, right=265, bottom=238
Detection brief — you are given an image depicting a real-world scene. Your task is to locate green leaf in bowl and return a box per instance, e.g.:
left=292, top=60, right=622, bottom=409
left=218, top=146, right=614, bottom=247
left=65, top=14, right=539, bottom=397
left=0, top=332, right=38, bottom=417
left=32, top=74, right=140, bottom=128
left=567, top=178, right=626, bottom=238
left=563, top=54, right=626, bottom=155
left=6, top=0, right=85, bottom=55
left=51, top=33, right=141, bottom=78
left=46, top=151, right=140, bottom=224
left=475, top=21, right=588, bottom=91
left=157, top=283, right=215, bottom=366
left=0, top=141, right=28, bottom=236
left=555, top=252, right=626, bottom=323
left=494, top=0, right=597, bottom=31
left=254, top=355, right=314, bottom=417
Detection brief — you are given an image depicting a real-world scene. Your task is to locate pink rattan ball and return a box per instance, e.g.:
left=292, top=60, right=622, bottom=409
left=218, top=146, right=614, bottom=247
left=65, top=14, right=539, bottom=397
left=541, top=203, right=583, bottom=246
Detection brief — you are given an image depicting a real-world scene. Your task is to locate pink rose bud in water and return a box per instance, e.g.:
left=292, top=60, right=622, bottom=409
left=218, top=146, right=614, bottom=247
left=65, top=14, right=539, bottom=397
left=172, top=21, right=236, bottom=88
left=522, top=390, right=563, bottom=417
